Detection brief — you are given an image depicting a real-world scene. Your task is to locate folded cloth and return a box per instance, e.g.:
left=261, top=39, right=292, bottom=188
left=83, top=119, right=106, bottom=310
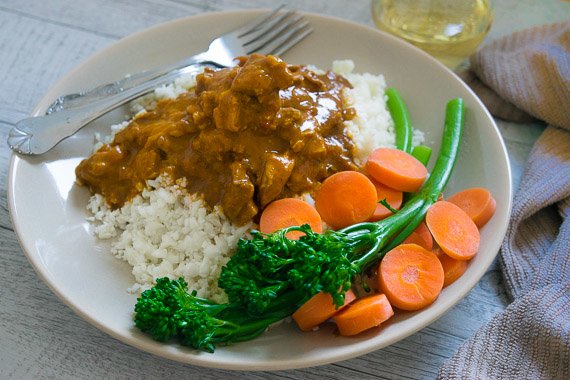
left=438, top=22, right=570, bottom=379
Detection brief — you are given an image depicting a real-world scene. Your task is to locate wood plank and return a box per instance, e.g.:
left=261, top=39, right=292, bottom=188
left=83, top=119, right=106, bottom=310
left=1, top=0, right=375, bottom=32
left=0, top=123, right=16, bottom=231
left=0, top=9, right=113, bottom=114
left=205, top=0, right=374, bottom=26
left=0, top=0, right=205, bottom=38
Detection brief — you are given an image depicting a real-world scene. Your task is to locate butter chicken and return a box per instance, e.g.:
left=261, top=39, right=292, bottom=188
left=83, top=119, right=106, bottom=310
left=76, top=54, right=359, bottom=225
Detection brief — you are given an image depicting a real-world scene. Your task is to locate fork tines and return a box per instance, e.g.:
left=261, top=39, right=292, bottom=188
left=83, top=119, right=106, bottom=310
left=239, top=7, right=313, bottom=57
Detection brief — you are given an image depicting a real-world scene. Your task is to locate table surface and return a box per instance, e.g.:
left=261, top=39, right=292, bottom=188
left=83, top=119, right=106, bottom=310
left=1, top=0, right=568, bottom=379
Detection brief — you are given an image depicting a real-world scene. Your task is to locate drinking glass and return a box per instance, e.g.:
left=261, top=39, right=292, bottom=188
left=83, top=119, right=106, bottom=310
left=371, top=0, right=494, bottom=69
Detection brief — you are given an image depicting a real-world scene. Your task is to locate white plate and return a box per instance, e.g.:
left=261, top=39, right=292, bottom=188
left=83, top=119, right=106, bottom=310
left=8, top=10, right=512, bottom=371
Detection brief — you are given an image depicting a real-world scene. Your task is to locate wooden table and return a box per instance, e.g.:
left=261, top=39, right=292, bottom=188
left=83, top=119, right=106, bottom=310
left=1, top=1, right=568, bottom=378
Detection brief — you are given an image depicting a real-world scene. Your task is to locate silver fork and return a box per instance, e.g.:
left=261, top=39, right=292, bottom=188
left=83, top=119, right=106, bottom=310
left=8, top=7, right=312, bottom=155
left=45, top=6, right=311, bottom=114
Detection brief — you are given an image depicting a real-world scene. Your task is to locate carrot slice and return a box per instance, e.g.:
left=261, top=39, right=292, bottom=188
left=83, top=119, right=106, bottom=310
left=447, top=187, right=496, bottom=228
left=332, top=293, right=394, bottom=336
left=292, top=290, right=356, bottom=332
left=378, top=243, right=444, bottom=311
left=403, top=221, right=433, bottom=250
left=433, top=247, right=469, bottom=287
left=426, top=201, right=480, bottom=260
left=314, top=171, right=378, bottom=229
left=365, top=148, right=428, bottom=193
left=368, top=179, right=403, bottom=221
left=260, top=198, right=322, bottom=240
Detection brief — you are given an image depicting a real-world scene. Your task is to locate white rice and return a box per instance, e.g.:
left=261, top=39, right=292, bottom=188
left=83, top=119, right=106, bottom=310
left=87, top=176, right=251, bottom=302
left=85, top=60, right=424, bottom=299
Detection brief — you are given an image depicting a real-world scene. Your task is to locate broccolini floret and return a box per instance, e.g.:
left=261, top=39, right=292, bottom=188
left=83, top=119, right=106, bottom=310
left=134, top=277, right=293, bottom=352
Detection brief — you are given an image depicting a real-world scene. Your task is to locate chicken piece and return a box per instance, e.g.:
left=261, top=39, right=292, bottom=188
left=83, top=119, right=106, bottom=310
left=191, top=129, right=234, bottom=162
left=221, top=160, right=257, bottom=225
left=258, top=153, right=295, bottom=207
left=232, top=54, right=296, bottom=97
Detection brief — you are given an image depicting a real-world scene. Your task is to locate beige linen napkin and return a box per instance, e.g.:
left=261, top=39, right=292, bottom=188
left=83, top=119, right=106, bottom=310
left=438, top=22, right=570, bottom=379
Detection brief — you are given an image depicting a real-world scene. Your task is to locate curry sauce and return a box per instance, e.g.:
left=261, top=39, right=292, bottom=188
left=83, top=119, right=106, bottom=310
left=76, top=55, right=359, bottom=225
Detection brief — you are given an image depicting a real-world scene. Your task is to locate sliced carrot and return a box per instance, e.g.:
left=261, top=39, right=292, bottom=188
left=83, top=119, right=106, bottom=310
left=447, top=187, right=496, bottom=228
left=365, top=148, right=428, bottom=193
left=314, top=171, right=378, bottom=229
left=426, top=201, right=480, bottom=260
left=403, top=221, right=433, bottom=250
left=403, top=231, right=427, bottom=249
left=378, top=243, right=444, bottom=311
left=433, top=247, right=469, bottom=287
left=332, top=293, right=394, bottom=336
left=368, top=179, right=403, bottom=221
left=260, top=198, right=322, bottom=240
left=292, top=290, right=356, bottom=332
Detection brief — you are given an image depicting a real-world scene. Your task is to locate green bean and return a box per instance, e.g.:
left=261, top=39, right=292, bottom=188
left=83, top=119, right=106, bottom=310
left=412, top=145, right=433, bottom=167
left=386, top=87, right=413, bottom=153
left=382, top=98, right=464, bottom=253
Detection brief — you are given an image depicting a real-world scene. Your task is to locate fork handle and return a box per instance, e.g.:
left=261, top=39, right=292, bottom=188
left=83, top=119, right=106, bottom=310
left=8, top=64, right=206, bottom=156
left=45, top=52, right=219, bottom=114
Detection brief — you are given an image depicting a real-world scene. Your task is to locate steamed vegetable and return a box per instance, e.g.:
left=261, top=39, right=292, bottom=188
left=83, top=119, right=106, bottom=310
left=365, top=148, right=428, bottom=193
left=433, top=247, right=469, bottom=287
left=402, top=221, right=433, bottom=250
left=386, top=87, right=413, bottom=153
left=134, top=277, right=297, bottom=353
left=314, top=171, right=378, bottom=229
left=426, top=200, right=480, bottom=260
left=259, top=198, right=323, bottom=240
left=332, top=293, right=394, bottom=336
left=368, top=179, right=403, bottom=222
left=134, top=98, right=465, bottom=352
left=292, top=289, right=356, bottom=331
left=447, top=187, right=497, bottom=228
left=411, top=145, right=433, bottom=167
left=378, top=243, right=444, bottom=311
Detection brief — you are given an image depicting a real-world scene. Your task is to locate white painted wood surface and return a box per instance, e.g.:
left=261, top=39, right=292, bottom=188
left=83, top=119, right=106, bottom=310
left=1, top=0, right=568, bottom=378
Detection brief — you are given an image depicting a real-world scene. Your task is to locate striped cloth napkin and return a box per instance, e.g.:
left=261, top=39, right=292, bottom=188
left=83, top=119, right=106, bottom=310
left=438, top=22, right=570, bottom=379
